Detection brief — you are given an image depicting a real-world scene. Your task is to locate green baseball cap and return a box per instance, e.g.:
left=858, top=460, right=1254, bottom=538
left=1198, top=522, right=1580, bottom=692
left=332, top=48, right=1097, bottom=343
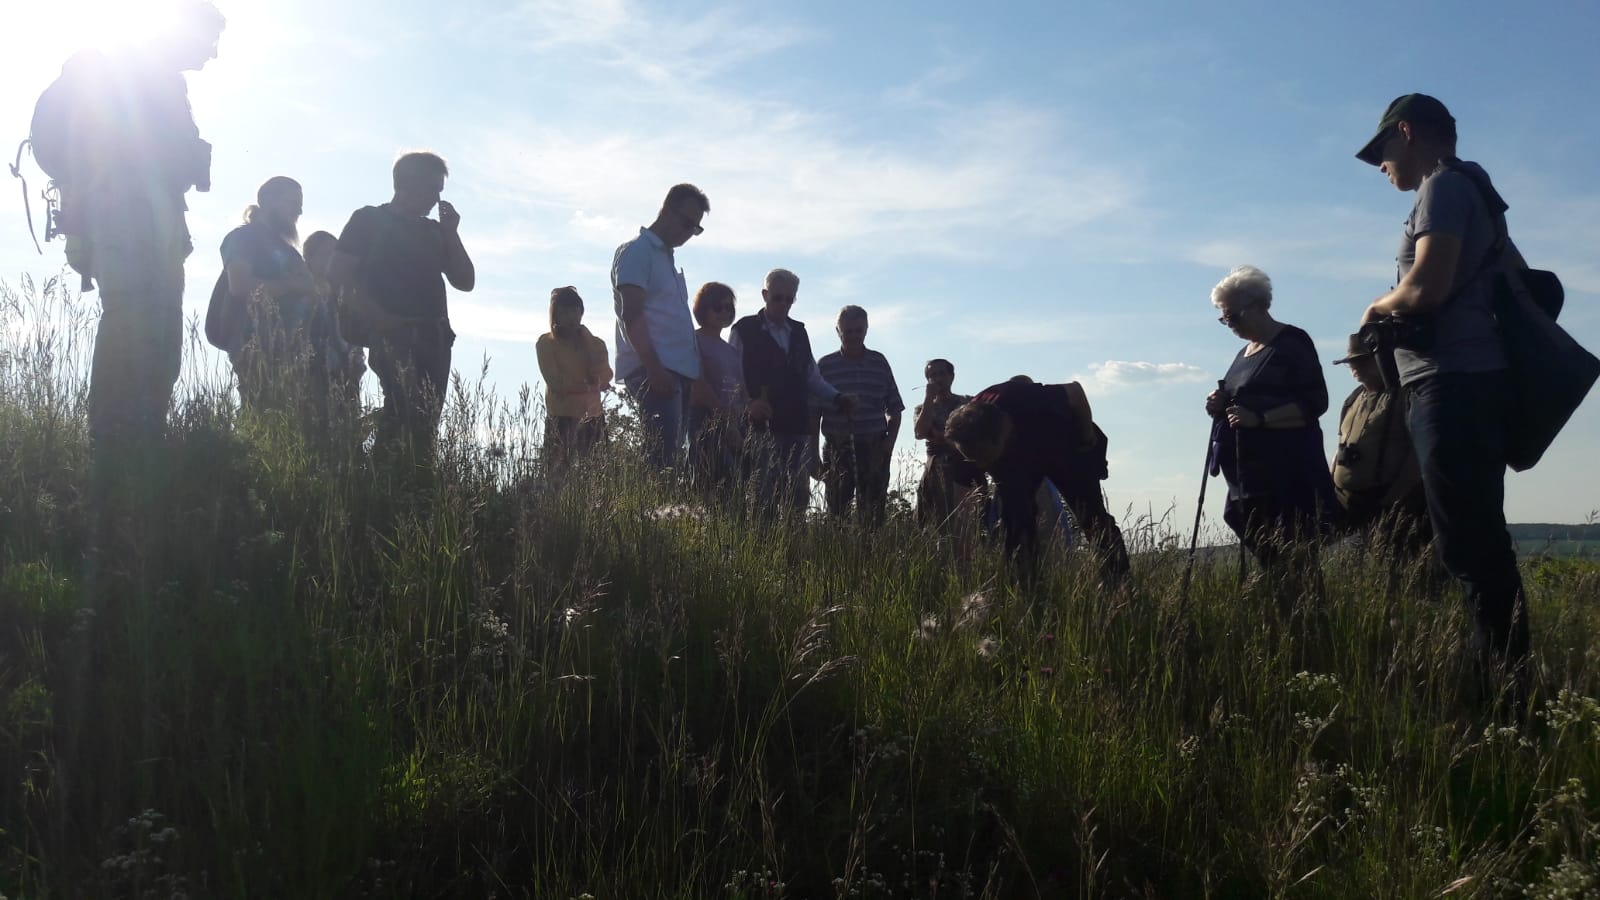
left=1355, top=93, right=1454, bottom=166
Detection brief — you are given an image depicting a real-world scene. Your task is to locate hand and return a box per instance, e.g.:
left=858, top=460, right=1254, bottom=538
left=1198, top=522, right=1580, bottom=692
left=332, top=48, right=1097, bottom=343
left=645, top=365, right=677, bottom=398
left=809, top=460, right=825, bottom=481
left=834, top=393, right=859, bottom=414
left=438, top=200, right=461, bottom=232
left=748, top=397, right=773, bottom=424
left=689, top=378, right=717, bottom=410
left=1225, top=405, right=1261, bottom=430
left=1361, top=300, right=1385, bottom=326
left=1205, top=389, right=1229, bottom=418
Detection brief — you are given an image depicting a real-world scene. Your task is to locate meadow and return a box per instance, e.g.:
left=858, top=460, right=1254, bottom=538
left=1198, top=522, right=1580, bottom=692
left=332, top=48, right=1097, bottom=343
left=2, top=276, right=1598, bottom=899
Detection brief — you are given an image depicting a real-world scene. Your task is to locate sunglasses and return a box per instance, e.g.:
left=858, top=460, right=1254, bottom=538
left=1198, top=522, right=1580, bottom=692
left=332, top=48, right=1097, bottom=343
left=1217, top=302, right=1256, bottom=326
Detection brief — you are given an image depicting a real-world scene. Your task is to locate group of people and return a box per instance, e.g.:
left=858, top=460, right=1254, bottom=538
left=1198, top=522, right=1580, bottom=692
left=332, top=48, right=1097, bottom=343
left=37, top=0, right=1544, bottom=687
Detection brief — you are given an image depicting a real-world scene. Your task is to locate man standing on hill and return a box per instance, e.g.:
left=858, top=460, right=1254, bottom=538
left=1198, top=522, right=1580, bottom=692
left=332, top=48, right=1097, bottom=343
left=612, top=184, right=710, bottom=471
left=817, top=306, right=903, bottom=526
left=729, top=269, right=854, bottom=512
left=36, top=1, right=225, bottom=463
left=330, top=152, right=476, bottom=466
left=945, top=379, right=1130, bottom=586
left=1353, top=94, right=1530, bottom=684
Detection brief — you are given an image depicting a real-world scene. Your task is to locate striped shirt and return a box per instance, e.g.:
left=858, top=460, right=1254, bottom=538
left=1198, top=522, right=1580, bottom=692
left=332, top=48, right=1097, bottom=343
left=817, top=349, right=904, bottom=437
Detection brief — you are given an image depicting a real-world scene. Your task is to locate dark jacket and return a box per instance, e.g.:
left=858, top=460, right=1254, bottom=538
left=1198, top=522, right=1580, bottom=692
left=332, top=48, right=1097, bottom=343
left=732, top=315, right=816, bottom=436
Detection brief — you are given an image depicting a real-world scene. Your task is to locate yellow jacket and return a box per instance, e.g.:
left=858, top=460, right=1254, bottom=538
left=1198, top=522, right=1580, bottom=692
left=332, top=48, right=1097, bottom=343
left=536, top=326, right=611, bottom=420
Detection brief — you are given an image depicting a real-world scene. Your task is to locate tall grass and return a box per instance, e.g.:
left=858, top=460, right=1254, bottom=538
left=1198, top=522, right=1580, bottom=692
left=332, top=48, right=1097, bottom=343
left=1, top=275, right=1598, bottom=898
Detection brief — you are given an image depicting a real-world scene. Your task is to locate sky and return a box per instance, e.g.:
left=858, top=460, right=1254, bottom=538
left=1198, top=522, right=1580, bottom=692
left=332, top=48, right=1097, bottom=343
left=2, top=0, right=1598, bottom=529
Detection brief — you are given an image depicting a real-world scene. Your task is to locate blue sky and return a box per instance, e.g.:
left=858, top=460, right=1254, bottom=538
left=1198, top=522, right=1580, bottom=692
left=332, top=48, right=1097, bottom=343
left=3, top=0, right=1598, bottom=527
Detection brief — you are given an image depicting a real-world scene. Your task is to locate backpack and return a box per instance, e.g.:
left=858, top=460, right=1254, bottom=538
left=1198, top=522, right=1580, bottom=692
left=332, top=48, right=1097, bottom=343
left=12, top=52, right=112, bottom=285
left=205, top=268, right=244, bottom=352
left=30, top=51, right=118, bottom=180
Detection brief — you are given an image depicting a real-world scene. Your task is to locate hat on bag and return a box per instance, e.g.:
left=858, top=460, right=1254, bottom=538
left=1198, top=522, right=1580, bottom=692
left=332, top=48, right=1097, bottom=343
left=1332, top=332, right=1375, bottom=365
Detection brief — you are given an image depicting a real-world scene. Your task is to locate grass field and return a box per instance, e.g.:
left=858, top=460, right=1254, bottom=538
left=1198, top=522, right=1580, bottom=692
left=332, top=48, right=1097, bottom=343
left=3, top=276, right=1599, bottom=899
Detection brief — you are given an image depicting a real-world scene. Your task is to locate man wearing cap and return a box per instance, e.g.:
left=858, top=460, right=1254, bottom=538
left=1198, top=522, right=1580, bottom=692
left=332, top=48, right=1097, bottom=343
left=1354, top=93, right=1531, bottom=679
left=1330, top=333, right=1427, bottom=552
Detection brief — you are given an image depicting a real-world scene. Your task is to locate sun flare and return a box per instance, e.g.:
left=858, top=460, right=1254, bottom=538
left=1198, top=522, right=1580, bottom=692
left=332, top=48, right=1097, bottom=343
left=67, top=0, right=203, bottom=51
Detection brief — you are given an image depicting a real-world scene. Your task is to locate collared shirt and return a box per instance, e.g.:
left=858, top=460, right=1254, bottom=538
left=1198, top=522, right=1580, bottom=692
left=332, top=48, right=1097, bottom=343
left=817, top=348, right=904, bottom=437
left=727, top=312, right=838, bottom=401
left=612, top=227, right=700, bottom=381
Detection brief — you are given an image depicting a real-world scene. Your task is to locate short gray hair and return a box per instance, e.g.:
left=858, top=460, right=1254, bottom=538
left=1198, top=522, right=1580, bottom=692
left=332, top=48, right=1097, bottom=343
left=1211, top=265, right=1273, bottom=311
left=837, top=304, right=868, bottom=324
left=765, top=268, right=799, bottom=291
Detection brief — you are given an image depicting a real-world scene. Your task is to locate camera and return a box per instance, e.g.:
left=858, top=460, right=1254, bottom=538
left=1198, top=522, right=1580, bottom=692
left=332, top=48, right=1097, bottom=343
left=1360, top=314, right=1432, bottom=353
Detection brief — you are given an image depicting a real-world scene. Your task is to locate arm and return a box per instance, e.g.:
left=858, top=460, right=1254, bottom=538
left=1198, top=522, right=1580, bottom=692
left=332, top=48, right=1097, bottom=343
left=618, top=283, right=671, bottom=384
left=914, top=402, right=937, bottom=441
left=437, top=202, right=475, bottom=291
left=226, top=258, right=312, bottom=303
left=589, top=335, right=614, bottom=388
left=882, top=362, right=904, bottom=451
left=805, top=357, right=841, bottom=402
left=1061, top=382, right=1098, bottom=446
left=1362, top=232, right=1463, bottom=323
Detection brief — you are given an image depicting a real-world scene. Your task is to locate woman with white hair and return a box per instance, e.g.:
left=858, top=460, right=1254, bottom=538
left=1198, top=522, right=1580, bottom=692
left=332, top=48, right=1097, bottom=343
left=1203, top=265, right=1339, bottom=567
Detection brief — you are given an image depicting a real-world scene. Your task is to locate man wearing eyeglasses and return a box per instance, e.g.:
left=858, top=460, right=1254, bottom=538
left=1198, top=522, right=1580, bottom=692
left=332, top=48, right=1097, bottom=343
left=612, top=183, right=710, bottom=470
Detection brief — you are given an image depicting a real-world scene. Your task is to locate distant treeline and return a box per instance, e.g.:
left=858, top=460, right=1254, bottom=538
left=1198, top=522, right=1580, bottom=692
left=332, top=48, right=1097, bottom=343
left=1508, top=523, right=1600, bottom=546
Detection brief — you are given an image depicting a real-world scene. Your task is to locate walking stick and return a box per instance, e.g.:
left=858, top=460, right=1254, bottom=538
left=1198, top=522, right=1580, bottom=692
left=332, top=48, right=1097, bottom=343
left=1181, top=415, right=1224, bottom=604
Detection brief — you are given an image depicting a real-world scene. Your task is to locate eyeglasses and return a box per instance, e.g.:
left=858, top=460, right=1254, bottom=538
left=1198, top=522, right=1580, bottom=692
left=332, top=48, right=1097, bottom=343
left=674, top=206, right=705, bottom=236
left=1217, top=303, right=1255, bottom=326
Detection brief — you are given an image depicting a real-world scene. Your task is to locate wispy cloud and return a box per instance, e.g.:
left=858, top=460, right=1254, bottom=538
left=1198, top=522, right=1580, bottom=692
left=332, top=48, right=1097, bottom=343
left=441, top=1, right=1140, bottom=268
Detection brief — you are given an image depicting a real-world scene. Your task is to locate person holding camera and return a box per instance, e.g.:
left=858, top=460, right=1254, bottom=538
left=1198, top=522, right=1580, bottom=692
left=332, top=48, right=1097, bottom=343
left=1353, top=94, right=1531, bottom=680
left=1330, top=333, right=1428, bottom=556
left=1205, top=266, right=1339, bottom=572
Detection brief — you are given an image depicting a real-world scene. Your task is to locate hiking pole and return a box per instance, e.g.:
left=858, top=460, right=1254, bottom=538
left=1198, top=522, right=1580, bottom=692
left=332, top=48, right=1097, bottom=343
left=1181, top=381, right=1227, bottom=604
left=1184, top=377, right=1228, bottom=602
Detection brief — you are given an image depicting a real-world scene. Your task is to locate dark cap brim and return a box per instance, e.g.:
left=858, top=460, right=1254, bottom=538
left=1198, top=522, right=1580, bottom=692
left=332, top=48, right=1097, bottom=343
left=1355, top=128, right=1387, bottom=166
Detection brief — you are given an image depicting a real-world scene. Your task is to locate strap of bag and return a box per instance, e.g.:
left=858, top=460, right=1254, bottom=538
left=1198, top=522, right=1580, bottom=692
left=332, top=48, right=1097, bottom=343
left=1440, top=158, right=1515, bottom=282
left=10, top=140, right=43, bottom=254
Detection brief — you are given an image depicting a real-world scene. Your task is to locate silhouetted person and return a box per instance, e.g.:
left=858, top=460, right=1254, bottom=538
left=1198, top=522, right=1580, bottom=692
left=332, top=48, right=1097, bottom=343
left=946, top=379, right=1131, bottom=587
left=1204, top=266, right=1339, bottom=570
left=914, top=358, right=983, bottom=534
left=1330, top=333, right=1428, bottom=554
left=38, top=1, right=224, bottom=464
left=329, top=152, right=475, bottom=468
left=818, top=305, right=903, bottom=526
left=729, top=268, right=852, bottom=512
left=1354, top=94, right=1533, bottom=680
left=688, top=282, right=748, bottom=491
left=612, top=183, right=709, bottom=471
left=537, top=286, right=612, bottom=473
left=218, top=176, right=316, bottom=412
left=302, top=230, right=366, bottom=429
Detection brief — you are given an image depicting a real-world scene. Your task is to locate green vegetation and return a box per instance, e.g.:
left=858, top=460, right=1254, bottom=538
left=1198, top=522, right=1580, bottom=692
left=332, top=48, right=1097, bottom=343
left=3, top=276, right=1599, bottom=898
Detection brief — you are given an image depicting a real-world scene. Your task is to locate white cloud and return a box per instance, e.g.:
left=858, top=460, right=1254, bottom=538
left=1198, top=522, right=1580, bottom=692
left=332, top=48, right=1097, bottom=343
left=1077, top=360, right=1211, bottom=392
